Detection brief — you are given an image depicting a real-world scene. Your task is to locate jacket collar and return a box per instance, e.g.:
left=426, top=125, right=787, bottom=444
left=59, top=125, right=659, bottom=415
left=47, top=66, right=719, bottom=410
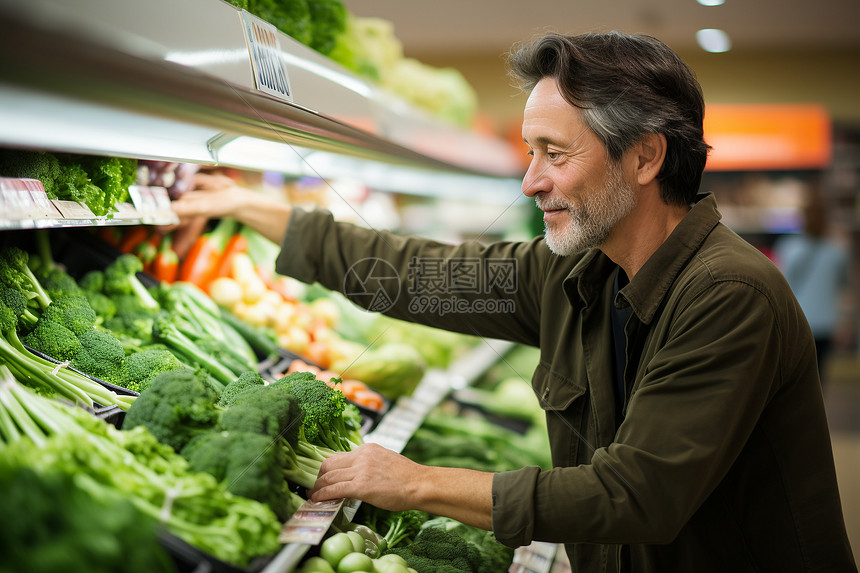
left=563, top=193, right=722, bottom=324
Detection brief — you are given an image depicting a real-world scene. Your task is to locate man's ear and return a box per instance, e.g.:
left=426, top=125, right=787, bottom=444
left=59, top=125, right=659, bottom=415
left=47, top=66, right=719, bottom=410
left=635, top=133, right=667, bottom=186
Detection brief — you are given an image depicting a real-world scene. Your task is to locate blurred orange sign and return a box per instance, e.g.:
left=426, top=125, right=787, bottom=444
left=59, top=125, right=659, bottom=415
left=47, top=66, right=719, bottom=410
left=703, top=104, right=831, bottom=171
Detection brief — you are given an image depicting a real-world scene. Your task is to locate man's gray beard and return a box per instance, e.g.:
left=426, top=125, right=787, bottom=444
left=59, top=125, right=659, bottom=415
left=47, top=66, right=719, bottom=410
left=539, top=163, right=637, bottom=256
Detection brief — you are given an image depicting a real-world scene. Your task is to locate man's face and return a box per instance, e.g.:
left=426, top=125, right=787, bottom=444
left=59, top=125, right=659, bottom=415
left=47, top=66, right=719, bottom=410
left=521, top=78, right=637, bottom=256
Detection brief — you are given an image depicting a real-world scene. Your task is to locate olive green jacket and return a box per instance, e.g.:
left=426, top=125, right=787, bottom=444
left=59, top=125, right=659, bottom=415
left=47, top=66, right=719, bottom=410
left=276, top=194, right=856, bottom=572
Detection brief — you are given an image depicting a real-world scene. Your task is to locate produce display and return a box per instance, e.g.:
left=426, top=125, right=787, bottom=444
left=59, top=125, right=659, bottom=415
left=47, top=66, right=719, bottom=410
left=1, top=145, right=539, bottom=570
left=400, top=405, right=551, bottom=474
left=0, top=245, right=133, bottom=409
left=0, top=366, right=282, bottom=567
left=123, top=368, right=363, bottom=524
left=296, top=508, right=514, bottom=573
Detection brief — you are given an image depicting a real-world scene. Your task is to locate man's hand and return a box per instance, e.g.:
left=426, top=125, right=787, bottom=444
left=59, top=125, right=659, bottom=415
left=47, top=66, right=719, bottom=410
left=309, top=443, right=426, bottom=511
left=309, top=443, right=495, bottom=530
left=168, top=172, right=293, bottom=245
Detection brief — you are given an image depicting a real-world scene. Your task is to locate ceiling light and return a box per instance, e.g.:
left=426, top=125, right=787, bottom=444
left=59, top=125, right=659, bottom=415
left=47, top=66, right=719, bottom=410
left=696, top=28, right=732, bottom=52
left=696, top=0, right=725, bottom=5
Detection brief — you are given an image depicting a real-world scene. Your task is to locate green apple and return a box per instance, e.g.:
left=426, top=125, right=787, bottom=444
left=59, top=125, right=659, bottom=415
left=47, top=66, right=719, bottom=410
left=298, top=556, right=336, bottom=573
left=337, top=551, right=374, bottom=573
left=320, top=533, right=354, bottom=568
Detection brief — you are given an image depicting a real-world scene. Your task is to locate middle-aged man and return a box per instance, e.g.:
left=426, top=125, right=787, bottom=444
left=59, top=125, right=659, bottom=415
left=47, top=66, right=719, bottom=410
left=172, top=31, right=856, bottom=573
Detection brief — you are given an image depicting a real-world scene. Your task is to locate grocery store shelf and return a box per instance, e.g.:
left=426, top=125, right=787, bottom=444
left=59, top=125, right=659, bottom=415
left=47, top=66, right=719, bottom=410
left=0, top=0, right=523, bottom=199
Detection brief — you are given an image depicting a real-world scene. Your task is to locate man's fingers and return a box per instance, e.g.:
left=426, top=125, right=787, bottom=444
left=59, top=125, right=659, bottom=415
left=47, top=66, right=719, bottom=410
left=309, top=466, right=355, bottom=501
left=318, top=451, right=353, bottom=474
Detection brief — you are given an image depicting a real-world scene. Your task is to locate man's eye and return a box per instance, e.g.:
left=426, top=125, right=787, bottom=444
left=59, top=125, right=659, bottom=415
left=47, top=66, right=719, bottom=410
left=526, top=150, right=534, bottom=157
left=547, top=152, right=560, bottom=160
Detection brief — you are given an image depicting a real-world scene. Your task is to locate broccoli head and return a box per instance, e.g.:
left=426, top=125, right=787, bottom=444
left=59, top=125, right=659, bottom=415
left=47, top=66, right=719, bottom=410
left=103, top=254, right=159, bottom=311
left=105, top=310, right=157, bottom=344
left=217, top=370, right=266, bottom=408
left=41, top=294, right=97, bottom=335
left=0, top=149, right=61, bottom=196
left=123, top=369, right=222, bottom=452
left=120, top=348, right=187, bottom=392
left=415, top=517, right=514, bottom=573
left=36, top=267, right=84, bottom=300
left=0, top=284, right=38, bottom=327
left=272, top=371, right=355, bottom=451
left=83, top=291, right=116, bottom=323
left=180, top=430, right=299, bottom=521
left=71, top=329, right=125, bottom=384
left=78, top=269, right=105, bottom=293
left=0, top=246, right=51, bottom=309
left=219, top=385, right=303, bottom=445
left=387, top=526, right=483, bottom=573
left=22, top=318, right=82, bottom=362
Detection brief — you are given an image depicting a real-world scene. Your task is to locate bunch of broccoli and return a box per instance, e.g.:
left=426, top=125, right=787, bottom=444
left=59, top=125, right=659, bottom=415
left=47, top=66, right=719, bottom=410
left=0, top=149, right=136, bottom=217
left=10, top=239, right=185, bottom=397
left=387, top=517, right=514, bottom=573
left=0, top=365, right=282, bottom=566
left=0, top=246, right=133, bottom=409
left=227, top=0, right=347, bottom=57
left=271, top=370, right=364, bottom=452
left=124, top=369, right=364, bottom=521
left=78, top=254, right=253, bottom=393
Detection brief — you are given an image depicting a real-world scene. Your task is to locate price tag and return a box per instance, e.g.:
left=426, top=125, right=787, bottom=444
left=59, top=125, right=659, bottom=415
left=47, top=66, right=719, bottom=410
left=0, top=178, right=47, bottom=220
left=278, top=498, right=345, bottom=545
left=52, top=200, right=95, bottom=220
left=240, top=11, right=293, bottom=101
left=112, top=202, right=140, bottom=220
left=148, top=186, right=178, bottom=224
left=29, top=188, right=63, bottom=219
left=128, top=185, right=158, bottom=215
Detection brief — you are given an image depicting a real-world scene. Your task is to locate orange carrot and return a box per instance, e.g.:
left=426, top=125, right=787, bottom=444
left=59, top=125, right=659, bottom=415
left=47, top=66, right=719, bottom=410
left=178, top=218, right=237, bottom=288
left=152, top=234, right=179, bottom=283
left=352, top=389, right=384, bottom=412
left=340, top=379, right=368, bottom=400
left=286, top=359, right=308, bottom=375
left=211, top=233, right=248, bottom=283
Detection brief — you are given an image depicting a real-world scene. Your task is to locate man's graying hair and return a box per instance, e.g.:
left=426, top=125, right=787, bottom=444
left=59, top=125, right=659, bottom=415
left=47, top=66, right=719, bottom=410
left=508, top=32, right=711, bottom=206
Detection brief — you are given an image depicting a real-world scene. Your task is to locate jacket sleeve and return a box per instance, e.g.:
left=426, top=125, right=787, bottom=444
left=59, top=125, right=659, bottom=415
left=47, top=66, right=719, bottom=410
left=275, top=207, right=546, bottom=346
left=492, top=278, right=799, bottom=546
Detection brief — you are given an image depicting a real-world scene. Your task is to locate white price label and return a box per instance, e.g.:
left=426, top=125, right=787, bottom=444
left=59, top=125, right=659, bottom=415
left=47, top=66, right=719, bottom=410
left=240, top=11, right=292, bottom=101
left=52, top=200, right=95, bottom=220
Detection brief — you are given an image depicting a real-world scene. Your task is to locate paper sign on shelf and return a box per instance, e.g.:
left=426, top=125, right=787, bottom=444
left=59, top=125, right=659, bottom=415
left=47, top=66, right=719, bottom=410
left=239, top=10, right=293, bottom=102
